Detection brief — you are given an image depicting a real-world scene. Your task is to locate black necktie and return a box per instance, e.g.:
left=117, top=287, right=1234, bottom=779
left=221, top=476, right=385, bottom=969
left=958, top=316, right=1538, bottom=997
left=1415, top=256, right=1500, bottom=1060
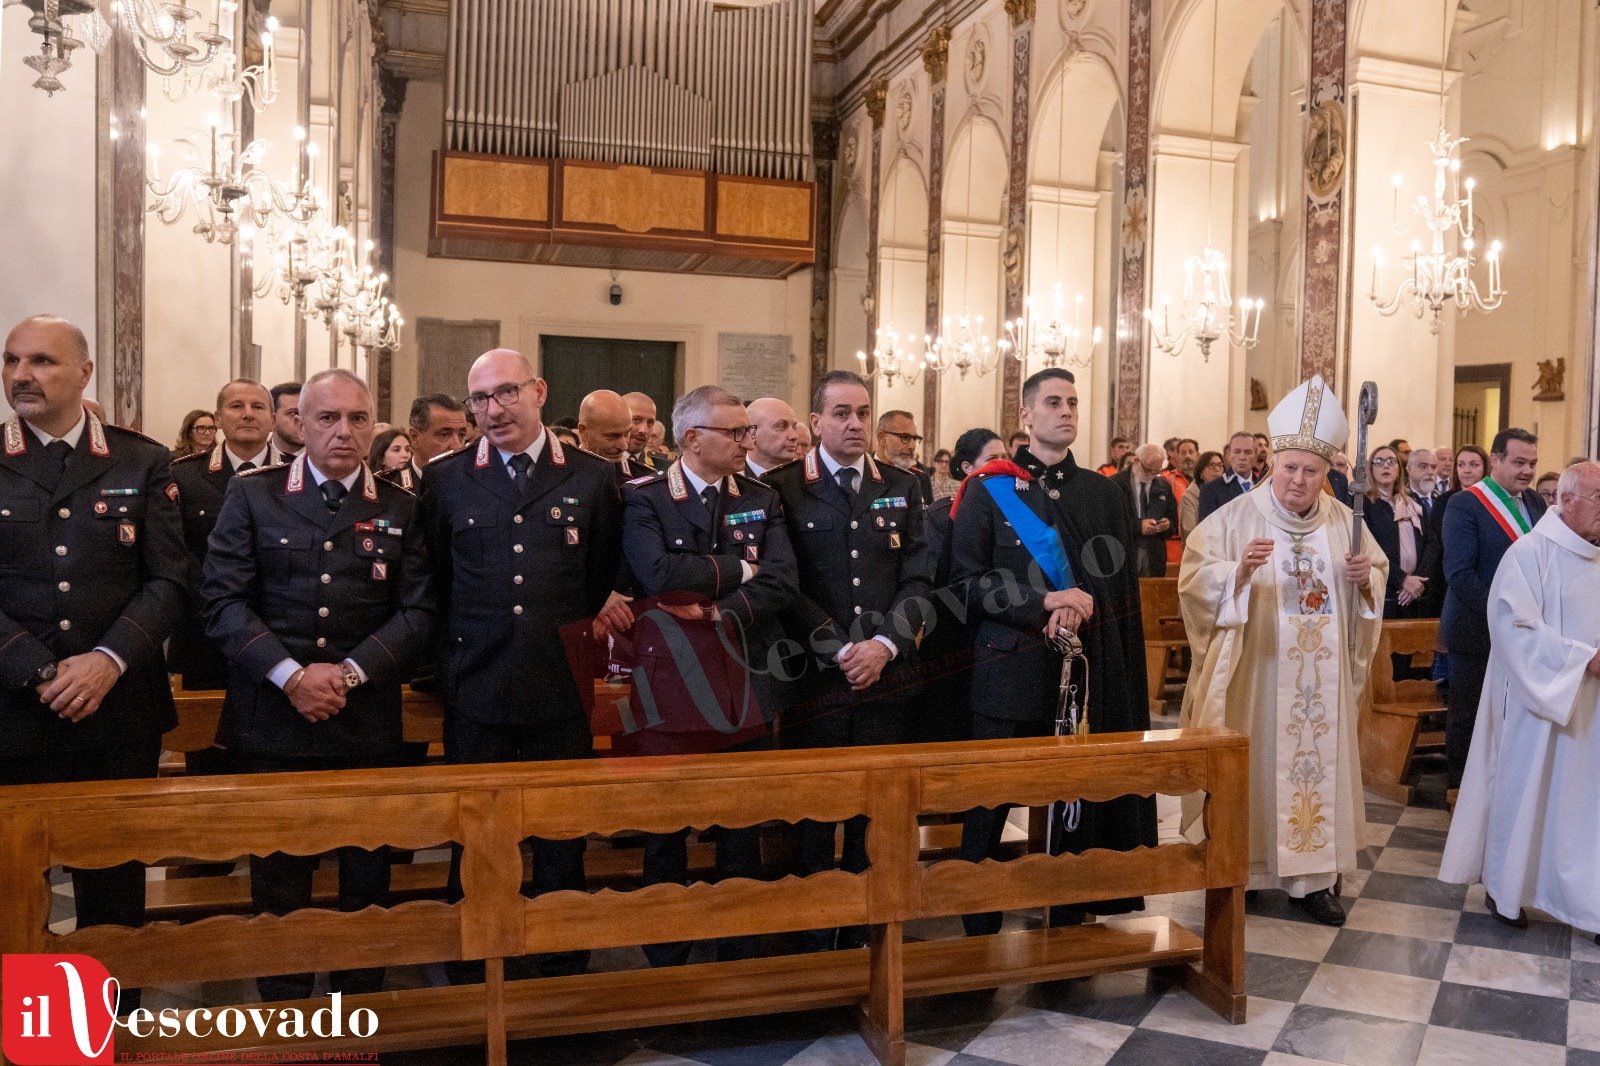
left=1139, top=480, right=1150, bottom=520
left=236, top=460, right=256, bottom=474
left=507, top=452, right=533, bottom=490
left=700, top=483, right=720, bottom=515
left=834, top=466, right=857, bottom=503
left=44, top=440, right=71, bottom=488
left=319, top=478, right=347, bottom=514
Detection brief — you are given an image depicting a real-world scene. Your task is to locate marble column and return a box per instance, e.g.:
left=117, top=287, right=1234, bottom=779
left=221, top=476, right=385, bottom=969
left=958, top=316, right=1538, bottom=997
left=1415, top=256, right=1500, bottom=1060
left=1302, top=0, right=1349, bottom=385
left=374, top=68, right=407, bottom=422
left=1000, top=0, right=1035, bottom=439
left=1114, top=0, right=1152, bottom=444
left=810, top=117, right=839, bottom=400
left=862, top=78, right=889, bottom=377
left=95, top=18, right=146, bottom=429
left=921, top=25, right=951, bottom=451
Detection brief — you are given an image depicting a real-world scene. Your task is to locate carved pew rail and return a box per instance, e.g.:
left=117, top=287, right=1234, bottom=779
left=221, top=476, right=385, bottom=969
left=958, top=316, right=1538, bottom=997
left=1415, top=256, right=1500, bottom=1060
left=0, top=729, right=1247, bottom=1066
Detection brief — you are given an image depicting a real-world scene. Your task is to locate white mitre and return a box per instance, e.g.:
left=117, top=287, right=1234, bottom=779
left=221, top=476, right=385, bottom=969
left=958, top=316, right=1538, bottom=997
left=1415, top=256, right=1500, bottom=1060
left=1267, top=374, right=1349, bottom=462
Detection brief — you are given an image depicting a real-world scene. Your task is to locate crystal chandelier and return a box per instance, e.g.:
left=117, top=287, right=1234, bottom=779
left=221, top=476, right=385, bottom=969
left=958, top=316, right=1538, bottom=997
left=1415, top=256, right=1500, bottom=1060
left=337, top=291, right=402, bottom=353
left=247, top=218, right=334, bottom=308
left=147, top=118, right=320, bottom=244
left=1143, top=0, right=1262, bottom=362
left=1146, top=247, right=1265, bottom=362
left=1003, top=285, right=1103, bottom=371
left=1367, top=7, right=1504, bottom=334
left=171, top=7, right=280, bottom=109
left=926, top=118, right=999, bottom=379
left=856, top=324, right=923, bottom=387
left=113, top=0, right=230, bottom=78
left=5, top=0, right=108, bottom=95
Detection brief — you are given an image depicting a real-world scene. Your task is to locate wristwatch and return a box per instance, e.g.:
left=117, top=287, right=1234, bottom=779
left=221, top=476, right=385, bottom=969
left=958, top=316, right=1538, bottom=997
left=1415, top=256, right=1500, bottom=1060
left=340, top=662, right=363, bottom=691
left=32, top=662, right=57, bottom=686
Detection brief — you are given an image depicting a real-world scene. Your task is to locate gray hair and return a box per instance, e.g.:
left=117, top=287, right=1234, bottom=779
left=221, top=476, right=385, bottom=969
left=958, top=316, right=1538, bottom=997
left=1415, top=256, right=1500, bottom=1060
left=1556, top=462, right=1600, bottom=510
left=671, top=385, right=743, bottom=447
left=301, top=368, right=371, bottom=410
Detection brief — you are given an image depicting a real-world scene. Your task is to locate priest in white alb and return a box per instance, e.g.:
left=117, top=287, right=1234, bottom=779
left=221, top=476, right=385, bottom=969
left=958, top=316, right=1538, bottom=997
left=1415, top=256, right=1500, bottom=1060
left=1179, top=376, right=1387, bottom=926
left=1439, top=462, right=1600, bottom=936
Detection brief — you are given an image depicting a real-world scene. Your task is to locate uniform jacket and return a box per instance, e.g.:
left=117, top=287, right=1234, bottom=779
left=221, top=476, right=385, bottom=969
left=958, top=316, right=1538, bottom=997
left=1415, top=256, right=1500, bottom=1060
left=418, top=431, right=622, bottom=726
left=762, top=450, right=933, bottom=678
left=620, top=462, right=797, bottom=736
left=201, top=455, right=435, bottom=757
left=0, top=412, right=185, bottom=753
left=1441, top=483, right=1548, bottom=654
left=170, top=440, right=285, bottom=689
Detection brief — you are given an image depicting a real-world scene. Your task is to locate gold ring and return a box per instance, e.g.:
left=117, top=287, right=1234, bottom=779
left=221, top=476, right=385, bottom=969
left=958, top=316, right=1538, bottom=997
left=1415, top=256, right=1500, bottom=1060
left=71, top=696, right=85, bottom=703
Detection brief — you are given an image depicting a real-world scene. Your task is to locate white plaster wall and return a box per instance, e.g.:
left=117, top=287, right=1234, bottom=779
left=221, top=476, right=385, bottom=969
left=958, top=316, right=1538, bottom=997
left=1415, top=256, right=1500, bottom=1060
left=0, top=20, right=100, bottom=418
left=390, top=81, right=811, bottom=420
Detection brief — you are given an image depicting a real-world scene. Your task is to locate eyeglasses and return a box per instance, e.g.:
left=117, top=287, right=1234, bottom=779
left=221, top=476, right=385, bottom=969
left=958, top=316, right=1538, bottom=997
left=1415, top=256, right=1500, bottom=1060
left=1371, top=457, right=1398, bottom=467
left=694, top=425, right=756, bottom=443
left=193, top=424, right=216, bottom=433
left=883, top=431, right=924, bottom=445
left=466, top=378, right=537, bottom=413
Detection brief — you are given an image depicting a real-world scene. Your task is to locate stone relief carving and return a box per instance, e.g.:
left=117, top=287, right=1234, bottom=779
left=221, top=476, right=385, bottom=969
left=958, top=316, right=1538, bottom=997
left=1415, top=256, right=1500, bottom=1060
left=897, top=89, right=914, bottom=134
left=964, top=36, right=987, bottom=94
left=1534, top=358, right=1566, bottom=402
left=1304, top=86, right=1346, bottom=202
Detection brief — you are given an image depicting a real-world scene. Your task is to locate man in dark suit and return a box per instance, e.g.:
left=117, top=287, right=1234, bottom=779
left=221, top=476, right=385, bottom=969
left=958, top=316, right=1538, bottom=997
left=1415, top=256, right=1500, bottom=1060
left=1198, top=431, right=1258, bottom=522
left=619, top=385, right=797, bottom=966
left=0, top=315, right=186, bottom=978
left=1441, top=427, right=1546, bottom=789
left=1112, top=443, right=1177, bottom=576
left=949, top=367, right=1156, bottom=935
left=389, top=393, right=469, bottom=490
left=202, top=368, right=434, bottom=1001
left=873, top=409, right=934, bottom=505
left=169, top=379, right=284, bottom=690
left=623, top=391, right=673, bottom=470
left=269, top=381, right=303, bottom=459
left=764, top=370, right=933, bottom=951
left=418, top=349, right=622, bottom=978
left=742, top=397, right=802, bottom=481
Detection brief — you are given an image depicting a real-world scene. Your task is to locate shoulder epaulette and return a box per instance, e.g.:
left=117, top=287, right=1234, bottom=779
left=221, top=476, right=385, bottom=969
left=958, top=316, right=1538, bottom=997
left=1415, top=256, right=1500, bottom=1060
left=103, top=423, right=165, bottom=448
left=171, top=450, right=209, bottom=465
left=236, top=462, right=286, bottom=478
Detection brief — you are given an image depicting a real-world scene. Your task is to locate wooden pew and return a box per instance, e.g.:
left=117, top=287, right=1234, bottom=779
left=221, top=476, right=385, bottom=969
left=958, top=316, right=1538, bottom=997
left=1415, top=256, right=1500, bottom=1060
left=1139, top=577, right=1188, bottom=713
left=0, top=728, right=1248, bottom=1066
left=1358, top=618, right=1446, bottom=805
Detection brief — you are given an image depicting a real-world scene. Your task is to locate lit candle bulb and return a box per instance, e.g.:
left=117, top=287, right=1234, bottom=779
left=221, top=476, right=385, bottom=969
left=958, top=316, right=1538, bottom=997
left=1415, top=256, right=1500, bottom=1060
left=1371, top=246, right=1384, bottom=297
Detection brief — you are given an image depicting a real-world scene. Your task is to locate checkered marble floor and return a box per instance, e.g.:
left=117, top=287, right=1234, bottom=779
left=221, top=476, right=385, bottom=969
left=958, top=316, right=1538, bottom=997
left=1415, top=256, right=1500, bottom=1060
left=381, top=782, right=1600, bottom=1066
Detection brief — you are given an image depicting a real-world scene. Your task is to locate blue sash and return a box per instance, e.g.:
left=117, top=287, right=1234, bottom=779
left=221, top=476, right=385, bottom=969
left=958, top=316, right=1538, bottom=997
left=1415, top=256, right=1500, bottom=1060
left=984, top=477, right=1075, bottom=591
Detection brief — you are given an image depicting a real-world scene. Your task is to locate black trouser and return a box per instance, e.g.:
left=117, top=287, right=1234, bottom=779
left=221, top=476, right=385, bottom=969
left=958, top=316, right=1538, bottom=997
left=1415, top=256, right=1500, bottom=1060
left=445, top=712, right=593, bottom=979
left=0, top=735, right=162, bottom=928
left=237, top=753, right=394, bottom=1001
left=0, top=735, right=162, bottom=1012
left=958, top=714, right=1082, bottom=936
left=641, top=826, right=763, bottom=966
left=1446, top=651, right=1489, bottom=789
left=781, top=681, right=906, bottom=951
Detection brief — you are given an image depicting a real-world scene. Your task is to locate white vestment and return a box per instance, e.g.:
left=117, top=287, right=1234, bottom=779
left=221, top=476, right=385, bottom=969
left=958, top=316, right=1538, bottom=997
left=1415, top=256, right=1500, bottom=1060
left=1179, top=485, right=1386, bottom=896
left=1439, top=510, right=1600, bottom=931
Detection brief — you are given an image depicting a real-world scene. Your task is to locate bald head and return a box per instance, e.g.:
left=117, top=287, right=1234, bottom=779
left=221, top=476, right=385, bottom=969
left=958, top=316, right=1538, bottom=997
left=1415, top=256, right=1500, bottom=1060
left=746, top=396, right=801, bottom=470
left=623, top=391, right=658, bottom=454
left=467, top=349, right=546, bottom=453
left=1558, top=462, right=1600, bottom=543
left=578, top=389, right=633, bottom=461
left=4, top=315, right=94, bottom=438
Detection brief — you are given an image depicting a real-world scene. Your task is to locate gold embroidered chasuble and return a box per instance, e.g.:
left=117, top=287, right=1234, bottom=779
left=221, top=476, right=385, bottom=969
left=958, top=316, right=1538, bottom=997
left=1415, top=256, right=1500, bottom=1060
left=1177, top=484, right=1386, bottom=892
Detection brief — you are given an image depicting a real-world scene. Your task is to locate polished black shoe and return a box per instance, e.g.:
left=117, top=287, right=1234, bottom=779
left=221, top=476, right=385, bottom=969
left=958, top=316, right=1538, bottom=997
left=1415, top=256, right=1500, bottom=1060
left=1485, top=893, right=1528, bottom=929
left=1294, top=889, right=1346, bottom=926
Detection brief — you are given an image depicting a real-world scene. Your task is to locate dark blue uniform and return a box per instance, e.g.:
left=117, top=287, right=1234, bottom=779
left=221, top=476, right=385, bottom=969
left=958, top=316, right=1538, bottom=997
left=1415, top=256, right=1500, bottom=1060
left=201, top=454, right=435, bottom=1000
left=417, top=429, right=621, bottom=977
left=620, top=461, right=797, bottom=965
left=0, top=411, right=186, bottom=937
left=169, top=441, right=284, bottom=690
left=763, top=448, right=931, bottom=948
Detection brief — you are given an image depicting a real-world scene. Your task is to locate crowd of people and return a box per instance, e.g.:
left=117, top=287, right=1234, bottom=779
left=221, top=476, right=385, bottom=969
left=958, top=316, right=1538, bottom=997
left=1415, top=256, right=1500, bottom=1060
left=3, top=308, right=1596, bottom=1006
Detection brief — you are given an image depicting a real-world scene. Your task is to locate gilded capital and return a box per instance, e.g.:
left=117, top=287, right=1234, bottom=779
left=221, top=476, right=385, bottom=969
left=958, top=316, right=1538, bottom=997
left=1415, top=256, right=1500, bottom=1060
left=1005, top=0, right=1036, bottom=27
left=864, top=77, right=889, bottom=128
left=921, top=24, right=952, bottom=85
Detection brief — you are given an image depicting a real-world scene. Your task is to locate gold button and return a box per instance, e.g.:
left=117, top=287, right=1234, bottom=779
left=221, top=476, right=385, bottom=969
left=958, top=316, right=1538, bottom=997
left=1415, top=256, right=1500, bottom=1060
left=513, top=544, right=524, bottom=553
left=323, top=541, right=334, bottom=551
left=57, top=508, right=69, bottom=519
left=513, top=605, right=524, bottom=615
left=320, top=574, right=331, bottom=584
left=316, top=637, right=327, bottom=648
left=58, top=582, right=69, bottom=592
left=55, top=545, right=67, bottom=556
left=318, top=607, right=329, bottom=617
left=59, top=619, right=71, bottom=631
